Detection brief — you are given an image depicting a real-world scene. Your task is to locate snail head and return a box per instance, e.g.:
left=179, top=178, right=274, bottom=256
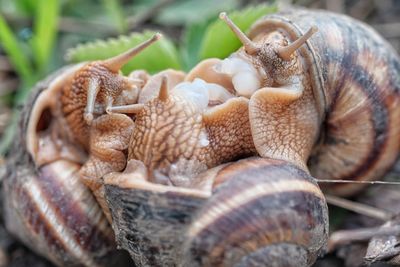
left=218, top=12, right=317, bottom=95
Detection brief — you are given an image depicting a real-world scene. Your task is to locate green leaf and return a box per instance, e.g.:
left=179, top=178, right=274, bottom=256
left=0, top=110, right=19, bottom=156
left=0, top=14, right=33, bottom=83
left=181, top=18, right=213, bottom=71
left=156, top=0, right=240, bottom=26
left=14, top=0, right=37, bottom=16
left=31, top=0, right=60, bottom=74
left=102, top=0, right=127, bottom=34
left=66, top=31, right=182, bottom=74
left=199, top=4, right=277, bottom=60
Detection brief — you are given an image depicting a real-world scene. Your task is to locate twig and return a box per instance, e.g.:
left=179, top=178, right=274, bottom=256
left=0, top=56, right=13, bottom=72
left=0, top=109, right=11, bottom=132
left=328, top=225, right=400, bottom=252
left=0, top=79, right=19, bottom=96
left=325, top=194, right=393, bottom=221
left=0, top=156, right=5, bottom=184
left=325, top=0, right=345, bottom=14
left=278, top=0, right=293, bottom=10
left=349, top=0, right=375, bottom=20
left=372, top=22, right=400, bottom=39
left=317, top=179, right=400, bottom=185
left=294, top=0, right=321, bottom=8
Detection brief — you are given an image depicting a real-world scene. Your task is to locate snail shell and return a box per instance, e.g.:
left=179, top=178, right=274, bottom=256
left=104, top=157, right=328, bottom=267
left=3, top=67, right=132, bottom=267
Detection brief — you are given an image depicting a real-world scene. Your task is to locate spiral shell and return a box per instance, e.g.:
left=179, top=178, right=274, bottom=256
left=3, top=67, right=131, bottom=267
left=104, top=157, right=328, bottom=267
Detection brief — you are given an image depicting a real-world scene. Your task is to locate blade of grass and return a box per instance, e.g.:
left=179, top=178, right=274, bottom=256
left=199, top=4, right=277, bottom=59
left=0, top=111, right=19, bottom=156
left=14, top=0, right=37, bottom=16
left=32, top=0, right=60, bottom=75
left=66, top=31, right=182, bottom=74
left=102, top=0, right=127, bottom=34
left=181, top=18, right=213, bottom=71
left=0, top=15, right=33, bottom=83
left=156, top=0, right=239, bottom=26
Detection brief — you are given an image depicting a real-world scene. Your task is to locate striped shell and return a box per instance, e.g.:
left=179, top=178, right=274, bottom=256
left=248, top=9, right=400, bottom=196
left=2, top=67, right=131, bottom=267
left=104, top=157, right=328, bottom=267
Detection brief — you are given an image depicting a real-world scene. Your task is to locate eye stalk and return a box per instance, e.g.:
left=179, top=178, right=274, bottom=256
left=276, top=26, right=318, bottom=61
left=83, top=33, right=161, bottom=125
left=157, top=75, right=169, bottom=101
left=219, top=12, right=318, bottom=62
left=219, top=12, right=259, bottom=55
left=105, top=75, right=170, bottom=115
left=103, top=33, right=162, bottom=72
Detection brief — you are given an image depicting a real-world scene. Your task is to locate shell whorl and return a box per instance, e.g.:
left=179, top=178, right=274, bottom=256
left=184, top=158, right=328, bottom=267
left=3, top=68, right=132, bottom=267
left=3, top=160, right=123, bottom=267
left=249, top=10, right=400, bottom=196
left=104, top=158, right=328, bottom=267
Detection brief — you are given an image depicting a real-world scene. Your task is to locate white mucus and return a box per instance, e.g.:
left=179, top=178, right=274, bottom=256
left=172, top=79, right=210, bottom=111
left=214, top=55, right=261, bottom=97
left=232, top=72, right=260, bottom=98
left=171, top=78, right=233, bottom=110
left=198, top=130, right=210, bottom=147
left=203, top=81, right=233, bottom=103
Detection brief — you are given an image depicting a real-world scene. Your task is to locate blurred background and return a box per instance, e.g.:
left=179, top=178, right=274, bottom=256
left=0, top=0, right=399, bottom=266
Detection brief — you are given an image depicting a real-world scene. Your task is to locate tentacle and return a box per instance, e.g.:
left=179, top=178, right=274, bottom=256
left=277, top=27, right=318, bottom=61
left=103, top=33, right=162, bottom=72
left=219, top=12, right=259, bottom=55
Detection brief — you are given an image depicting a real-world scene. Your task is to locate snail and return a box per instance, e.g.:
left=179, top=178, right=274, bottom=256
left=214, top=10, right=400, bottom=197
left=99, top=20, right=329, bottom=266
left=100, top=8, right=400, bottom=267
left=2, top=6, right=400, bottom=267
left=2, top=34, right=162, bottom=267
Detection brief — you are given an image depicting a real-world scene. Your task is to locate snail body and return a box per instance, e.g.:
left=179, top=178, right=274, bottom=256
left=125, top=73, right=256, bottom=186
left=211, top=10, right=400, bottom=196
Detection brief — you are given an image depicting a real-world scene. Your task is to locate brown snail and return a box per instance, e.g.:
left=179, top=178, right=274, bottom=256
left=101, top=8, right=400, bottom=267
left=2, top=34, right=162, bottom=267
left=2, top=7, right=400, bottom=267
left=213, top=10, right=400, bottom=197
left=100, top=63, right=329, bottom=266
